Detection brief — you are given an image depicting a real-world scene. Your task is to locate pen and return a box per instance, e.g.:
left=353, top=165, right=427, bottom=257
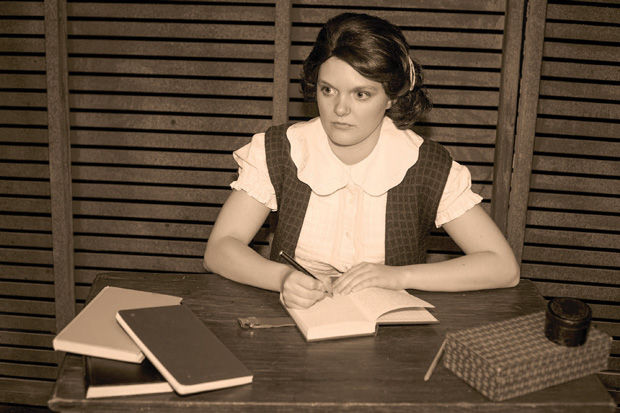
left=278, top=250, right=333, bottom=297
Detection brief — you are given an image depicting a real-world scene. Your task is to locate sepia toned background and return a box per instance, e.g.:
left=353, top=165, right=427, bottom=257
left=0, top=0, right=618, bottom=409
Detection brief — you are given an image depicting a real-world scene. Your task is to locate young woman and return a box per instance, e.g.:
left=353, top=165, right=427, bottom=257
left=204, top=13, right=519, bottom=309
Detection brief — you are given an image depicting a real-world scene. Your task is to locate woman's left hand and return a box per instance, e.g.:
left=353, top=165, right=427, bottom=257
left=332, top=262, right=405, bottom=295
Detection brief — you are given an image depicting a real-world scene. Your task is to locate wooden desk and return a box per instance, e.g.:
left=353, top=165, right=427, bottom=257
left=49, top=273, right=614, bottom=412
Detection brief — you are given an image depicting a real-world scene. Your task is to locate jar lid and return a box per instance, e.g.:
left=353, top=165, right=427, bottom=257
left=547, top=297, right=592, bottom=329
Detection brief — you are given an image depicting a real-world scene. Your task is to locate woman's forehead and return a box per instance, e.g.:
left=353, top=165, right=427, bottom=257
left=317, top=57, right=383, bottom=90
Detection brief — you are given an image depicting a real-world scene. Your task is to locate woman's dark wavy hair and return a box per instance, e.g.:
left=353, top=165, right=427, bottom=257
left=301, top=13, right=432, bottom=130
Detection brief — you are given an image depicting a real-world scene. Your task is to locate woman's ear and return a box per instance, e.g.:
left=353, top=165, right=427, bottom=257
left=386, top=99, right=395, bottom=110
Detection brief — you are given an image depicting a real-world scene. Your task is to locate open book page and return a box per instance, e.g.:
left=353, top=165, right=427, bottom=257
left=349, top=288, right=434, bottom=322
left=377, top=308, right=438, bottom=324
left=282, top=294, right=375, bottom=340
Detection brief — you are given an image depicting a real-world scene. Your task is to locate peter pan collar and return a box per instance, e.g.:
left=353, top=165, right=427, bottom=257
left=287, top=116, right=424, bottom=196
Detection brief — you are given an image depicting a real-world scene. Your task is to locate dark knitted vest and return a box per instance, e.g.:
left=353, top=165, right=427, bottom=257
left=265, top=123, right=452, bottom=266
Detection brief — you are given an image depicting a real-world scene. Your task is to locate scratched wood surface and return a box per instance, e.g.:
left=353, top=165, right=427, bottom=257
left=48, top=272, right=614, bottom=412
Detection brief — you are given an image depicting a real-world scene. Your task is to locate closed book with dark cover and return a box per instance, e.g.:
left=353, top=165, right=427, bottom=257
left=116, top=304, right=253, bottom=395
left=85, top=356, right=172, bottom=398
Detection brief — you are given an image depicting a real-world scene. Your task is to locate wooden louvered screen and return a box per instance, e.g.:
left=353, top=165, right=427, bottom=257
left=66, top=0, right=278, bottom=292
left=0, top=0, right=618, bottom=409
left=509, top=0, right=619, bottom=404
left=288, top=0, right=521, bottom=263
left=0, top=0, right=58, bottom=406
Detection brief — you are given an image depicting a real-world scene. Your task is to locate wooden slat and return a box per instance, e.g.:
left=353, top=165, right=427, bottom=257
left=2, top=74, right=45, bottom=89
left=528, top=192, right=619, bottom=214
left=72, top=167, right=236, bottom=187
left=0, top=331, right=53, bottom=348
left=0, top=162, right=48, bottom=179
left=1, top=146, right=49, bottom=161
left=272, top=0, right=291, bottom=125
left=67, top=39, right=274, bottom=60
left=536, top=118, right=619, bottom=139
left=0, top=347, right=57, bottom=364
left=72, top=149, right=234, bottom=169
left=67, top=3, right=275, bottom=21
left=544, top=43, right=620, bottom=63
left=527, top=210, right=619, bottom=232
left=291, top=8, right=505, bottom=30
left=546, top=3, right=620, bottom=24
left=0, top=127, right=47, bottom=144
left=532, top=281, right=620, bottom=302
left=0, top=216, right=51, bottom=232
left=0, top=378, right=55, bottom=406
left=522, top=245, right=619, bottom=267
left=68, top=59, right=274, bottom=77
left=0, top=19, right=44, bottom=34
left=69, top=77, right=273, bottom=97
left=74, top=201, right=221, bottom=222
left=0, top=180, right=50, bottom=196
left=530, top=174, right=619, bottom=196
left=0, top=56, right=45, bottom=71
left=0, top=298, right=55, bottom=315
left=74, top=252, right=204, bottom=273
left=68, top=95, right=272, bottom=117
left=538, top=99, right=619, bottom=120
left=0, top=92, right=46, bottom=107
left=68, top=21, right=275, bottom=41
left=0, top=281, right=54, bottom=298
left=524, top=228, right=618, bottom=250
left=0, top=110, right=48, bottom=125
left=69, top=113, right=271, bottom=135
left=74, top=236, right=205, bottom=257
left=521, top=263, right=618, bottom=285
left=0, top=2, right=45, bottom=15
left=294, top=0, right=506, bottom=11
left=72, top=184, right=230, bottom=204
left=0, top=38, right=45, bottom=53
left=534, top=137, right=620, bottom=158
left=541, top=61, right=619, bottom=81
left=70, top=130, right=249, bottom=151
left=0, top=265, right=53, bottom=282
left=0, top=197, right=51, bottom=214
left=0, top=362, right=57, bottom=381
left=73, top=219, right=210, bottom=239
left=0, top=315, right=55, bottom=332
left=539, top=80, right=620, bottom=101
left=0, top=231, right=51, bottom=248
left=532, top=156, right=619, bottom=177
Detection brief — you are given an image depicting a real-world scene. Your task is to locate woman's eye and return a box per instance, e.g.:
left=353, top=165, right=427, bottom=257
left=356, top=91, right=371, bottom=99
left=320, top=86, right=335, bottom=95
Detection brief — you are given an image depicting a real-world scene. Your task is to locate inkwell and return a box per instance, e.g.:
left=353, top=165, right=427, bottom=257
left=544, top=297, right=592, bottom=347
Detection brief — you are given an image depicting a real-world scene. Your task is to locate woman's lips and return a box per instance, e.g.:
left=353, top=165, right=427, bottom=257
left=332, top=121, right=354, bottom=129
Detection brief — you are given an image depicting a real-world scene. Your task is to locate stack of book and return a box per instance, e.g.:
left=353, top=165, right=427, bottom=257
left=53, top=286, right=252, bottom=398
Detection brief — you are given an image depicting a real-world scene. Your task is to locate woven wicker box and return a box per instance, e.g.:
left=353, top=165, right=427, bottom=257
left=443, top=311, right=611, bottom=401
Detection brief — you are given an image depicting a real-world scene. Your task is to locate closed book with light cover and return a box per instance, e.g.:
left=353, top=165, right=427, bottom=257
left=53, top=286, right=182, bottom=363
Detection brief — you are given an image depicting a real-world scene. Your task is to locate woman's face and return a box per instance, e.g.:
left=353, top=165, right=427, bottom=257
left=316, top=57, right=392, bottom=162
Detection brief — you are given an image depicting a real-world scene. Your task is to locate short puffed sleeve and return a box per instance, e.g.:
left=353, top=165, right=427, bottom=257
left=435, top=161, right=483, bottom=227
left=230, top=132, right=278, bottom=211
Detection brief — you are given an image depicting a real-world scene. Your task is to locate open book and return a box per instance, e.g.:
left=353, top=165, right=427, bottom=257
left=281, top=287, right=437, bottom=341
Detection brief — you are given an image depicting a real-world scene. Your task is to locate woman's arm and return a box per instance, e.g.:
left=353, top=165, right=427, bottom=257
left=204, top=189, right=327, bottom=307
left=333, top=205, right=520, bottom=294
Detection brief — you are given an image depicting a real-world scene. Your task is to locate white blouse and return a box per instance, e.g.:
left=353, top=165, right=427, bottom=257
left=231, top=117, right=482, bottom=276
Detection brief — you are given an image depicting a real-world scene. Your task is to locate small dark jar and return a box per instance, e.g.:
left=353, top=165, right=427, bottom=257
left=544, top=297, right=592, bottom=347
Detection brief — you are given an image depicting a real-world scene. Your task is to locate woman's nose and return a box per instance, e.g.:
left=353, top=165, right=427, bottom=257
left=334, top=96, right=350, bottom=117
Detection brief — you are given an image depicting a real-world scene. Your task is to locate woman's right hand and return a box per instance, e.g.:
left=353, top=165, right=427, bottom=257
left=281, top=270, right=327, bottom=309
